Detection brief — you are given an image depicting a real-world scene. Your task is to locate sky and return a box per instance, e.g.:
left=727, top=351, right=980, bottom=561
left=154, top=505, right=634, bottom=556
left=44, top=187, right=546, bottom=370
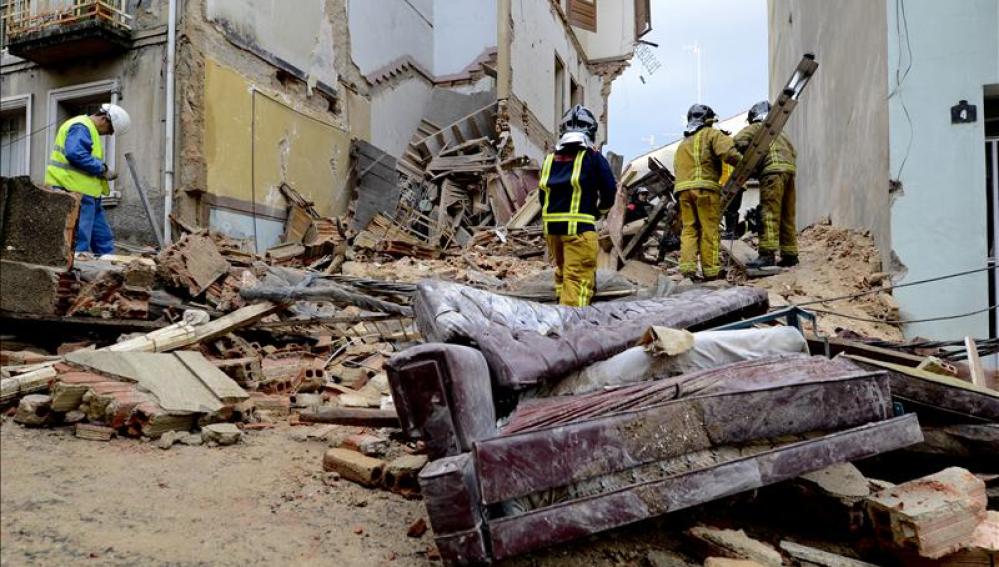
left=606, top=0, right=769, bottom=161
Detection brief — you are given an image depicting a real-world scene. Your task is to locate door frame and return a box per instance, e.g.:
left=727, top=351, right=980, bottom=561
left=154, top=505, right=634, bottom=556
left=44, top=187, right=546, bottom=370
left=0, top=93, right=32, bottom=176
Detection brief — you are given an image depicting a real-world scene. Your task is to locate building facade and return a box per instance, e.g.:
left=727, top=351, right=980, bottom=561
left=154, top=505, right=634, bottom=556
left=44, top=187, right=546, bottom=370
left=2, top=0, right=649, bottom=249
left=769, top=0, right=999, bottom=347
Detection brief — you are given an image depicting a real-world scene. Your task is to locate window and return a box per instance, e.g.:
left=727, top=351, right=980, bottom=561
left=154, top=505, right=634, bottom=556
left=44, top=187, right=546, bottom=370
left=0, top=94, right=31, bottom=177
left=570, top=78, right=584, bottom=108
left=554, top=55, right=566, bottom=131
left=0, top=0, right=10, bottom=49
left=567, top=0, right=596, bottom=33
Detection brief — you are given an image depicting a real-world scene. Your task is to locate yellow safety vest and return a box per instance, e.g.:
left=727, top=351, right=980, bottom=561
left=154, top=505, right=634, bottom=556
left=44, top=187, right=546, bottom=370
left=539, top=150, right=593, bottom=235
left=44, top=116, right=109, bottom=197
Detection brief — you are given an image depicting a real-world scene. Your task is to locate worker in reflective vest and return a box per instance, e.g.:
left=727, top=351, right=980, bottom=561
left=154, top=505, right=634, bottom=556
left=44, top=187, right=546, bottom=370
left=539, top=105, right=617, bottom=307
left=44, top=103, right=131, bottom=256
left=734, top=100, right=799, bottom=268
left=673, top=104, right=742, bottom=281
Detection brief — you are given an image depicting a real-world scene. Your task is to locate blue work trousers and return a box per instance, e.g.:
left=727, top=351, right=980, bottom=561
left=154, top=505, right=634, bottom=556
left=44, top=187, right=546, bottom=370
left=74, top=194, right=115, bottom=254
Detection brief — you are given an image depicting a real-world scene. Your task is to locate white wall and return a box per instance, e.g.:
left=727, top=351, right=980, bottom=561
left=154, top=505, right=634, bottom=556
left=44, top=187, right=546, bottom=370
left=349, top=0, right=434, bottom=76
left=509, top=0, right=607, bottom=161
left=572, top=0, right=635, bottom=61
left=887, top=0, right=999, bottom=340
left=433, top=0, right=497, bottom=76
left=206, top=0, right=337, bottom=87
left=768, top=0, right=891, bottom=259
left=370, top=76, right=434, bottom=158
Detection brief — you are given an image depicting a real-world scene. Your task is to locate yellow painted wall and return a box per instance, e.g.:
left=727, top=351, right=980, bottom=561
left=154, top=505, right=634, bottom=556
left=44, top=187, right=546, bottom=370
left=204, top=59, right=352, bottom=215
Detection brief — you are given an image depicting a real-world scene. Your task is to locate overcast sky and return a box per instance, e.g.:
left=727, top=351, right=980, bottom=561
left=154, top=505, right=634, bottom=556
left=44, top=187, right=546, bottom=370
left=606, top=0, right=769, bottom=161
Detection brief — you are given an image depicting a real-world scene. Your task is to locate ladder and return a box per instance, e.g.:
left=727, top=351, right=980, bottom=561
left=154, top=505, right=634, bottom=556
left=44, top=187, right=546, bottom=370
left=720, top=53, right=819, bottom=211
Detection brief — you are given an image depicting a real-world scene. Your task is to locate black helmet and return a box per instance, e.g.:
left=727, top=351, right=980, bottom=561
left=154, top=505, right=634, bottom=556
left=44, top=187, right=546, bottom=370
left=559, top=104, right=598, bottom=143
left=684, top=104, right=717, bottom=135
left=747, top=101, right=770, bottom=124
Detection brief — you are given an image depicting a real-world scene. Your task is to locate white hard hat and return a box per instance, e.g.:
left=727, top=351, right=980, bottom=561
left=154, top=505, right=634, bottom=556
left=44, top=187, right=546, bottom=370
left=100, top=103, right=131, bottom=135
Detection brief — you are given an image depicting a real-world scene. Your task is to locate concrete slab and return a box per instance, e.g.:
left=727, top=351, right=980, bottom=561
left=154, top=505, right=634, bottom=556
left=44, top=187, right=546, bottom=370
left=0, top=176, right=79, bottom=268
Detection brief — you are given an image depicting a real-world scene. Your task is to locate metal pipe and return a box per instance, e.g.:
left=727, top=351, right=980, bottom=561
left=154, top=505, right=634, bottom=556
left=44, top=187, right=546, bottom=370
left=124, top=152, right=165, bottom=248
left=162, top=0, right=177, bottom=245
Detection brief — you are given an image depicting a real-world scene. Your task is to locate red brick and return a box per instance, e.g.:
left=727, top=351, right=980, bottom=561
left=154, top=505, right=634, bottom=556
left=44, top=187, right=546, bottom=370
left=323, top=448, right=386, bottom=487
left=867, top=467, right=987, bottom=559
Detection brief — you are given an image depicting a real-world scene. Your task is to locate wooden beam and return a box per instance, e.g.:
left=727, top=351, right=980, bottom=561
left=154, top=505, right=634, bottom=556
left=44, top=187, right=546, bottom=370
left=965, top=337, right=987, bottom=388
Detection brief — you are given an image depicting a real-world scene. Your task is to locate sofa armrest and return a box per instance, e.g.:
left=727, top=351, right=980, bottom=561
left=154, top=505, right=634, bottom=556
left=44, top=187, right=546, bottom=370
left=386, top=343, right=497, bottom=460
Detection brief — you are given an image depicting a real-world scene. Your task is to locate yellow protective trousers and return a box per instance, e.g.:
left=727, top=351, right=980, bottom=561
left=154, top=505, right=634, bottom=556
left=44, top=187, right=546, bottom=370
left=678, top=188, right=721, bottom=278
left=545, top=232, right=598, bottom=307
left=758, top=172, right=798, bottom=256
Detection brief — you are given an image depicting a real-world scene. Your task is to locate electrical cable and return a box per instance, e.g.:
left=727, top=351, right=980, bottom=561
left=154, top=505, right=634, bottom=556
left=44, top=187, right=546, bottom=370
left=1, top=120, right=58, bottom=148
left=791, top=264, right=998, bottom=308
left=887, top=0, right=914, bottom=181
left=808, top=303, right=997, bottom=326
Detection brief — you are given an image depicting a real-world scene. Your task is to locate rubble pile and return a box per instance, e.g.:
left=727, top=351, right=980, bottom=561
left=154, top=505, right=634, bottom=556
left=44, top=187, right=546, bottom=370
left=1, top=160, right=996, bottom=566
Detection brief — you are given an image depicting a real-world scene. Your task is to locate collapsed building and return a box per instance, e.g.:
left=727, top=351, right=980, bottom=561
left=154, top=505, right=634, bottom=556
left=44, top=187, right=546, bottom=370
left=1, top=2, right=997, bottom=566
left=1, top=0, right=651, bottom=249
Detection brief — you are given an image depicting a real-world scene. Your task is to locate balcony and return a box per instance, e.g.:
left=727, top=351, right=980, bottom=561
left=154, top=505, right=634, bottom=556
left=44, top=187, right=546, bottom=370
left=2, top=1, right=133, bottom=66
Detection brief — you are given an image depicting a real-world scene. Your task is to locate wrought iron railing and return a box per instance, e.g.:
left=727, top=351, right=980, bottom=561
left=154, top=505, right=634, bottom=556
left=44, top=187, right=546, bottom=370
left=2, top=0, right=132, bottom=42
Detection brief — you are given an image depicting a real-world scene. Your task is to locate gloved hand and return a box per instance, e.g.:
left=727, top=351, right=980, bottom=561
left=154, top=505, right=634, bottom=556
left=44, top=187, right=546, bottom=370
left=102, top=166, right=118, bottom=181
left=595, top=219, right=607, bottom=235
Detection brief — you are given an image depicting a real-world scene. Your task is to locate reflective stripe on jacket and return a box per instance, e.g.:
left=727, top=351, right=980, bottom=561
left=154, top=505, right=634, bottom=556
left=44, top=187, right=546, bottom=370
left=44, top=116, right=109, bottom=197
left=733, top=122, right=797, bottom=176
left=673, top=127, right=742, bottom=192
left=538, top=148, right=616, bottom=236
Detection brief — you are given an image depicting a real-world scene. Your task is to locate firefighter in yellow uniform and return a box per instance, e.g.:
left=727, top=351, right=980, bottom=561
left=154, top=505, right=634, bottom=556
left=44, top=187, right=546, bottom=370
left=734, top=101, right=799, bottom=268
left=673, top=104, right=743, bottom=280
left=539, top=105, right=617, bottom=306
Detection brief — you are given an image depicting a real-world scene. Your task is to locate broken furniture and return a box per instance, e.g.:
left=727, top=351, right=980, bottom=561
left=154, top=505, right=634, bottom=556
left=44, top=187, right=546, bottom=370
left=386, top=283, right=924, bottom=564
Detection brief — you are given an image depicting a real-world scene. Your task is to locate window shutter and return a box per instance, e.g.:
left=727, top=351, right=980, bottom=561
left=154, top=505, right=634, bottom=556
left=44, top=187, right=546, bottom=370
left=567, top=0, right=596, bottom=33
left=634, top=0, right=652, bottom=38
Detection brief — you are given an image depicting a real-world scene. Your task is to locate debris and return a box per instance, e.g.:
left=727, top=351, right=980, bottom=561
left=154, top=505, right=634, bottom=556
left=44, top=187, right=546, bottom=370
left=407, top=518, right=428, bottom=538
left=639, top=326, right=696, bottom=357
left=703, top=559, right=766, bottom=567
left=65, top=351, right=247, bottom=413
left=156, top=429, right=185, bottom=449
left=323, top=448, right=386, bottom=487
left=75, top=423, right=115, bottom=442
left=157, top=233, right=231, bottom=297
left=686, top=526, right=783, bottom=567
left=866, top=467, right=987, bottom=559
left=1, top=366, right=58, bottom=404
left=384, top=454, right=429, bottom=492
left=778, top=541, right=879, bottom=567
left=0, top=260, right=70, bottom=314
left=300, top=407, right=399, bottom=428
left=341, top=433, right=390, bottom=457
left=0, top=176, right=79, bottom=268
left=202, top=423, right=242, bottom=446
left=13, top=394, right=53, bottom=426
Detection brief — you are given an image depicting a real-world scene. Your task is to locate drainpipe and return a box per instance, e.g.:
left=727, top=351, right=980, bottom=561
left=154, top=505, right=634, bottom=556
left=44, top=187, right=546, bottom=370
left=162, top=0, right=177, bottom=246
left=497, top=0, right=511, bottom=101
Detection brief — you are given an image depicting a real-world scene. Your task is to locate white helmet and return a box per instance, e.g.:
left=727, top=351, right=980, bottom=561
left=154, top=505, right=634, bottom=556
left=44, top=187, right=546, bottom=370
left=100, top=103, right=131, bottom=135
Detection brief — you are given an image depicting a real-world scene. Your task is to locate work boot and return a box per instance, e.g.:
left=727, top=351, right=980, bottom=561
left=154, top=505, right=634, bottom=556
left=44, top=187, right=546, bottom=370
left=746, top=254, right=776, bottom=270
left=778, top=254, right=799, bottom=268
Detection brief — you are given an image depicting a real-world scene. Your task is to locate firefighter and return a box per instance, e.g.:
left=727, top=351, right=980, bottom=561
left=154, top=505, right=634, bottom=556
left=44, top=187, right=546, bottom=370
left=734, top=100, right=799, bottom=268
left=539, top=105, right=616, bottom=306
left=624, top=187, right=652, bottom=223
left=673, top=104, right=742, bottom=280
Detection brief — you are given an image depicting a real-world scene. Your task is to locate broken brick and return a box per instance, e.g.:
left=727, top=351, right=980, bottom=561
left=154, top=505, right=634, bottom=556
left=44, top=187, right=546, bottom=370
left=384, top=454, right=429, bottom=493
left=340, top=433, right=389, bottom=457
left=407, top=518, right=427, bottom=538
left=323, top=448, right=386, bottom=487
left=866, top=467, right=987, bottom=559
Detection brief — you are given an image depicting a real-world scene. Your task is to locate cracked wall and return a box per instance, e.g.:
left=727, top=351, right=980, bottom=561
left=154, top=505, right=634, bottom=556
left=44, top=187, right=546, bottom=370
left=176, top=0, right=361, bottom=250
